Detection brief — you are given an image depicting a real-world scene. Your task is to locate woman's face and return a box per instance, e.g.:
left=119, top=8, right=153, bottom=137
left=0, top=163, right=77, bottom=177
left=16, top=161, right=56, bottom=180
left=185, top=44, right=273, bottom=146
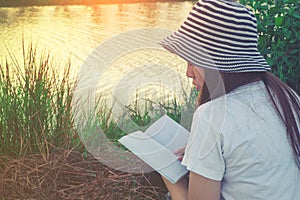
left=186, top=63, right=205, bottom=91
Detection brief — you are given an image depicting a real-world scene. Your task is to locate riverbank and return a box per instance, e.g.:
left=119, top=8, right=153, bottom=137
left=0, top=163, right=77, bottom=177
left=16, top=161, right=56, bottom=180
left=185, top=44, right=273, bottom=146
left=0, top=0, right=185, bottom=7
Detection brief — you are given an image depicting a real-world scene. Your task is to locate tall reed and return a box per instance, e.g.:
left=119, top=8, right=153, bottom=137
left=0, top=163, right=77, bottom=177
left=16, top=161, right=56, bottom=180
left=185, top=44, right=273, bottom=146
left=0, top=44, right=80, bottom=158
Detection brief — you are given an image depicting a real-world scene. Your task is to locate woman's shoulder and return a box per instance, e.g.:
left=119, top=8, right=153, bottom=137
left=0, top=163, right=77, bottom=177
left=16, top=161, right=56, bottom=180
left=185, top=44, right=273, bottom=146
left=198, top=81, right=268, bottom=111
left=195, top=81, right=271, bottom=125
left=228, top=80, right=267, bottom=97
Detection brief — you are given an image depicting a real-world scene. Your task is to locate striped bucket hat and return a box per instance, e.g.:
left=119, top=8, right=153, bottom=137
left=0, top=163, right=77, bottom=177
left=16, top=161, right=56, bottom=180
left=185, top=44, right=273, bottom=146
left=160, top=0, right=271, bottom=72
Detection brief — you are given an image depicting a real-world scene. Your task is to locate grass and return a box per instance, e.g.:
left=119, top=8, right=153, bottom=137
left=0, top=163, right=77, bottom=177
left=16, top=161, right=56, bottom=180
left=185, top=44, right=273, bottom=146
left=0, top=43, right=80, bottom=158
left=0, top=43, right=195, bottom=199
left=0, top=41, right=195, bottom=156
left=0, top=149, right=168, bottom=199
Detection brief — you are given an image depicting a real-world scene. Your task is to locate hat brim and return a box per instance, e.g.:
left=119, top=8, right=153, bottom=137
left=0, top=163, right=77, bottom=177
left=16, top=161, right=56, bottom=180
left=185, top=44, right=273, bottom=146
left=161, top=31, right=271, bottom=73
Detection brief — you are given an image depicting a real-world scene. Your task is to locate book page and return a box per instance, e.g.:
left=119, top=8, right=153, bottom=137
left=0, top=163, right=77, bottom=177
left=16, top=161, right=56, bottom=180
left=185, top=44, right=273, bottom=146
left=118, top=130, right=179, bottom=171
left=118, top=115, right=190, bottom=183
left=144, top=115, right=189, bottom=152
left=157, top=159, right=189, bottom=184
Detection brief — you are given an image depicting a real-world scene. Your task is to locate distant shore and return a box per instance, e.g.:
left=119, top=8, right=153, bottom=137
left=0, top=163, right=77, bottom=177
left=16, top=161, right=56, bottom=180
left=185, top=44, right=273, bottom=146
left=0, top=0, right=186, bottom=7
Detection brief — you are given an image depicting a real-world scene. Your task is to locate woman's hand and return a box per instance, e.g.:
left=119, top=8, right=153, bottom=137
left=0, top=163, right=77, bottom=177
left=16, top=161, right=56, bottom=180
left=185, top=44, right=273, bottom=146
left=174, top=147, right=186, bottom=161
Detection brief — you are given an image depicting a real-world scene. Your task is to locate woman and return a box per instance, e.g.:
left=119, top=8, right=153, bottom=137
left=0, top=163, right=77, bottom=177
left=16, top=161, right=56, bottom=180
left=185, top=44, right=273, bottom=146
left=160, top=0, right=300, bottom=199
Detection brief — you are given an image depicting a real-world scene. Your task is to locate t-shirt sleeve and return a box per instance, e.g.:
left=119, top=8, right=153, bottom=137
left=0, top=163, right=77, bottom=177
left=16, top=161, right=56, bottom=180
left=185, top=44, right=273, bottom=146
left=181, top=105, right=225, bottom=181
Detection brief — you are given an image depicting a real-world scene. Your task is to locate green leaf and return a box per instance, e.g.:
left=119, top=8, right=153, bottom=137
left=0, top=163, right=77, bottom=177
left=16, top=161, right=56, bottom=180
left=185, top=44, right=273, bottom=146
left=275, top=15, right=285, bottom=26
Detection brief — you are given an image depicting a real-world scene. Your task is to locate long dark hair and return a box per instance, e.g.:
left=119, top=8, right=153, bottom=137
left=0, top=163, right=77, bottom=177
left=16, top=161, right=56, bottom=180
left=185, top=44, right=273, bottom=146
left=198, top=70, right=300, bottom=168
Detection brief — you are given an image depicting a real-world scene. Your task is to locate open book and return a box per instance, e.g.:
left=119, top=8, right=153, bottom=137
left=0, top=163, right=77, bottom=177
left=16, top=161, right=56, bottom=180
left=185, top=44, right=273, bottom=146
left=118, top=115, right=189, bottom=183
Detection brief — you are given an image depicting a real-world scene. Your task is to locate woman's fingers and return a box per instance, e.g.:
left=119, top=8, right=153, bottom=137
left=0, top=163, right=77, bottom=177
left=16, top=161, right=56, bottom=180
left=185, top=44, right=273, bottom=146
left=174, top=147, right=186, bottom=161
left=177, top=155, right=184, bottom=161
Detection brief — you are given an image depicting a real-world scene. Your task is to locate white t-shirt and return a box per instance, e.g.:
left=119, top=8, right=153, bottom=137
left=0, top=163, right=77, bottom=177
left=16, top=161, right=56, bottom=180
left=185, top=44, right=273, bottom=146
left=182, top=81, right=300, bottom=200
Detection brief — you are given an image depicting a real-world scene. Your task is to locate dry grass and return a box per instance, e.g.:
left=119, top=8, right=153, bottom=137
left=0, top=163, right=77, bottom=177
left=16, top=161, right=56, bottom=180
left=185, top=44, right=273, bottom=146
left=0, top=150, right=167, bottom=199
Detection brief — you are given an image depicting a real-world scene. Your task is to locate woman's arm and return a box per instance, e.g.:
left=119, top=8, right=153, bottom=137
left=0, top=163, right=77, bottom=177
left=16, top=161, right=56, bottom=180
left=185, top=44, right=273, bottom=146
left=162, top=172, right=221, bottom=200
left=162, top=175, right=188, bottom=200
left=188, top=172, right=221, bottom=200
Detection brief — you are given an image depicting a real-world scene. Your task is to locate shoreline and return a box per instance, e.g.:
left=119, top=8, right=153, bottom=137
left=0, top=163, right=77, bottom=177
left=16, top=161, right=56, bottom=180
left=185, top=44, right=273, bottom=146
left=0, top=0, right=186, bottom=8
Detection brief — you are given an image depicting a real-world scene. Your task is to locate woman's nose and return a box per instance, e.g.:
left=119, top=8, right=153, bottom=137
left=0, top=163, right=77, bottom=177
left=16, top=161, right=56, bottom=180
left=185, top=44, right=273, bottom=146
left=186, top=64, right=195, bottom=78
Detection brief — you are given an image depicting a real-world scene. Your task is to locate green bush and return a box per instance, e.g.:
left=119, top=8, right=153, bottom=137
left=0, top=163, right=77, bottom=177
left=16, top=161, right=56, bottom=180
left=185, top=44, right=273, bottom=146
left=240, top=0, right=300, bottom=94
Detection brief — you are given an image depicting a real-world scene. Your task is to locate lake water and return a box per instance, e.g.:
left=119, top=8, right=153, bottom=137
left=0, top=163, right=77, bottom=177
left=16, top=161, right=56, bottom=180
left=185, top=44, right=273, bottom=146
left=0, top=2, right=195, bottom=113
